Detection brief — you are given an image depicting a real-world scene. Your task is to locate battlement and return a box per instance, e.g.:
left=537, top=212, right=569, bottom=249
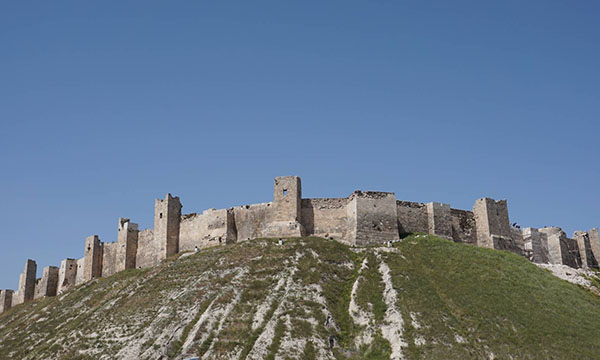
left=1, top=176, right=598, bottom=313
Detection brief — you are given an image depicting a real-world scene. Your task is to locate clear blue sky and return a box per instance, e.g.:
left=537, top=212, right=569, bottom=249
left=1, top=1, right=598, bottom=289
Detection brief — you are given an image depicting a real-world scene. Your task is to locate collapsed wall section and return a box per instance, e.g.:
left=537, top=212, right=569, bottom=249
left=449, top=209, right=478, bottom=245
left=179, top=208, right=235, bottom=251
left=353, top=191, right=399, bottom=246
left=301, top=198, right=352, bottom=243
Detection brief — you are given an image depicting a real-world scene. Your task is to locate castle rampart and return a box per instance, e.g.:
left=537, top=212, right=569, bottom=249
left=2, top=175, right=598, bottom=313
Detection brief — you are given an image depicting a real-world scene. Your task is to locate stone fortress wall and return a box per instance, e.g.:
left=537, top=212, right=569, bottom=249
left=1, top=175, right=598, bottom=313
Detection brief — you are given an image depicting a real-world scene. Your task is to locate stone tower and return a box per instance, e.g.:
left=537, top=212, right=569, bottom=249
left=155, top=194, right=182, bottom=259
left=426, top=202, right=452, bottom=239
left=58, top=258, right=78, bottom=294
left=0, top=290, right=13, bottom=313
left=34, top=266, right=59, bottom=299
left=271, top=176, right=303, bottom=237
left=17, top=259, right=37, bottom=303
left=473, top=198, right=519, bottom=253
left=84, top=235, right=103, bottom=281
left=116, top=217, right=139, bottom=271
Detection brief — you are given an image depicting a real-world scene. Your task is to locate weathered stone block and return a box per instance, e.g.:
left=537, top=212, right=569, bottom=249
left=573, top=231, right=598, bottom=269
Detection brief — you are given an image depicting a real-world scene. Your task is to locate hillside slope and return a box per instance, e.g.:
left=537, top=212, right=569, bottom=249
left=1, top=235, right=600, bottom=360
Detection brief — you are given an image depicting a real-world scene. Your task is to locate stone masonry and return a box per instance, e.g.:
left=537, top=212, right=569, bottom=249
left=2, top=175, right=598, bottom=313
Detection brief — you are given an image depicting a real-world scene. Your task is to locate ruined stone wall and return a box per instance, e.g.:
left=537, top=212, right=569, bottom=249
left=396, top=201, right=428, bottom=235
left=101, top=242, right=119, bottom=278
left=34, top=266, right=59, bottom=299
left=353, top=191, right=399, bottom=246
left=58, top=258, right=78, bottom=294
left=450, top=209, right=478, bottom=245
left=301, top=198, right=352, bottom=242
left=136, top=229, right=158, bottom=269
left=0, top=290, right=13, bottom=313
left=179, top=208, right=235, bottom=251
left=233, top=202, right=273, bottom=241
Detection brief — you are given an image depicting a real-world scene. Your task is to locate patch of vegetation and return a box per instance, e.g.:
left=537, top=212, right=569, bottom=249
left=354, top=253, right=387, bottom=322
left=265, top=318, right=286, bottom=360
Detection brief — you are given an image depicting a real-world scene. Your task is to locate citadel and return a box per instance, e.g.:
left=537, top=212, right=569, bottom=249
left=1, top=176, right=598, bottom=313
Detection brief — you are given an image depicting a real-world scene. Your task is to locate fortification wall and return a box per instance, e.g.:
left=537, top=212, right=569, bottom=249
left=179, top=209, right=233, bottom=251
left=353, top=191, right=399, bottom=246
left=396, top=201, right=428, bottom=235
left=233, top=202, right=273, bottom=241
left=450, top=209, right=478, bottom=245
left=101, top=242, right=119, bottom=278
left=301, top=198, right=351, bottom=242
left=136, top=229, right=158, bottom=269
left=3, top=175, right=597, bottom=313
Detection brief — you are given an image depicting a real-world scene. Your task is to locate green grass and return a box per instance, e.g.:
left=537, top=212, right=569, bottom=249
left=2, top=235, right=600, bottom=359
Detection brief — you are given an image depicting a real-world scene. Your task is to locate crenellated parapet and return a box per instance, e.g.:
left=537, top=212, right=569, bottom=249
left=2, top=175, right=598, bottom=314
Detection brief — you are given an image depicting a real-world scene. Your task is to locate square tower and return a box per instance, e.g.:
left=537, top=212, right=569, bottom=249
left=34, top=266, right=59, bottom=299
left=154, top=194, right=182, bottom=259
left=84, top=235, right=103, bottom=281
left=426, top=202, right=452, bottom=239
left=17, top=259, right=36, bottom=303
left=117, top=217, right=139, bottom=271
left=58, top=258, right=78, bottom=294
left=273, top=176, right=302, bottom=222
left=0, top=290, right=13, bottom=313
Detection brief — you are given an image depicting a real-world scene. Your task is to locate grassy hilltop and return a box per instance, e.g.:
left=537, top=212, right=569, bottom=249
left=1, top=235, right=600, bottom=360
